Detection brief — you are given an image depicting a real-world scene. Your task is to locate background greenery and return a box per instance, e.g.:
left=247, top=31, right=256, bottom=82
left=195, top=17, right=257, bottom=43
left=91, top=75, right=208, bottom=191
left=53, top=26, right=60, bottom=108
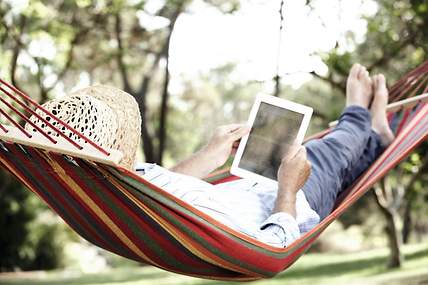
left=0, top=0, right=427, bottom=282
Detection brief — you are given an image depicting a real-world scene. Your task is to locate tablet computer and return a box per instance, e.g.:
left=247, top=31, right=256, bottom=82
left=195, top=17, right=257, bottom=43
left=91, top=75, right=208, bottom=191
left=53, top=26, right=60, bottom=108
left=230, top=94, right=313, bottom=185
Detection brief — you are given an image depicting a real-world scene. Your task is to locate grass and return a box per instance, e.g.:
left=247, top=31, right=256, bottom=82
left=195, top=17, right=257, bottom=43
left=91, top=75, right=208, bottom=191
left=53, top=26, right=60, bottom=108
left=1, top=243, right=428, bottom=285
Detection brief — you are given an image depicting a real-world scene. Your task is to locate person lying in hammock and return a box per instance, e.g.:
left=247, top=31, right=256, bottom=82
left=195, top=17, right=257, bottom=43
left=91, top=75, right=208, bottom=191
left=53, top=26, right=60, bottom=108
left=29, top=63, right=394, bottom=248
left=133, top=63, right=395, bottom=248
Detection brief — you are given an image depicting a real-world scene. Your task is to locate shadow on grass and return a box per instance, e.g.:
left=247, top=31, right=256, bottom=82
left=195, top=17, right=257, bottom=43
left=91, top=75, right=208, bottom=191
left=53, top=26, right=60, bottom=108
left=2, top=245, right=428, bottom=285
left=406, top=247, right=428, bottom=261
left=192, top=245, right=428, bottom=285
left=1, top=270, right=169, bottom=285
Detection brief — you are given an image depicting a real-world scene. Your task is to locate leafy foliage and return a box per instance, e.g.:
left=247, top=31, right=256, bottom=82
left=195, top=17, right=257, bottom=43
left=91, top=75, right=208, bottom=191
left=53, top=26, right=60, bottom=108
left=0, top=170, right=68, bottom=271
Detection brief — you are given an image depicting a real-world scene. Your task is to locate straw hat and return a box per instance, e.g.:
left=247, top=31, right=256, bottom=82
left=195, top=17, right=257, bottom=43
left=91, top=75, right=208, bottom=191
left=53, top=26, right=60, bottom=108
left=25, top=85, right=141, bottom=170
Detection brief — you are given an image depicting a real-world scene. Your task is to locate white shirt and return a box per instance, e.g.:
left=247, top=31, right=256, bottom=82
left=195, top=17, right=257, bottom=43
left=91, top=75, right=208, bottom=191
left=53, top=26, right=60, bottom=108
left=135, top=163, right=320, bottom=248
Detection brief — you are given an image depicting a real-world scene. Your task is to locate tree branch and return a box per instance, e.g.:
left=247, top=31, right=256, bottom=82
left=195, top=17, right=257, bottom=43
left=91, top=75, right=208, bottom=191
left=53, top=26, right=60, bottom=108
left=135, top=50, right=167, bottom=162
left=33, top=57, right=49, bottom=103
left=7, top=15, right=27, bottom=90
left=135, top=6, right=184, bottom=163
left=310, top=71, right=346, bottom=95
left=114, top=13, right=133, bottom=94
left=157, top=4, right=184, bottom=164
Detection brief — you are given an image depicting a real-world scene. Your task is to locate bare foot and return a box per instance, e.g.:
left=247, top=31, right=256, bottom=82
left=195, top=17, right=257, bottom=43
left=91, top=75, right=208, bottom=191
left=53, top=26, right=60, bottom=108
left=371, top=74, right=395, bottom=146
left=346, top=63, right=373, bottom=108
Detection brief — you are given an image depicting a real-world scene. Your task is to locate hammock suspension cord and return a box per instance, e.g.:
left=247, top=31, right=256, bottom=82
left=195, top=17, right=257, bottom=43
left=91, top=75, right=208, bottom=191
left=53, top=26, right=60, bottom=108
left=0, top=79, right=110, bottom=155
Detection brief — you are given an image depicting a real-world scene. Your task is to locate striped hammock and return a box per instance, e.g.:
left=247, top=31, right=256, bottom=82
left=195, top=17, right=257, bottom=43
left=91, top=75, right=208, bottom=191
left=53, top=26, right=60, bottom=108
left=0, top=61, right=428, bottom=281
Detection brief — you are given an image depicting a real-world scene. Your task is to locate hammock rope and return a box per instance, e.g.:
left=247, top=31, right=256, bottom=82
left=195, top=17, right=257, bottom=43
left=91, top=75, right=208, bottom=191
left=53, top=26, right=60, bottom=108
left=0, top=60, right=428, bottom=280
left=0, top=79, right=109, bottom=154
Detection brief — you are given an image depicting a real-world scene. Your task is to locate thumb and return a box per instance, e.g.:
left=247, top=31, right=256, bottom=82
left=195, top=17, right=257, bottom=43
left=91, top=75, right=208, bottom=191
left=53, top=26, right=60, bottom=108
left=283, top=142, right=302, bottom=161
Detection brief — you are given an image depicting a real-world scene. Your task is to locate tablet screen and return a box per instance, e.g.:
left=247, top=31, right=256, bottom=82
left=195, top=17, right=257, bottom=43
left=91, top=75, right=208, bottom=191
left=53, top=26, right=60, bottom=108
left=238, top=102, right=305, bottom=180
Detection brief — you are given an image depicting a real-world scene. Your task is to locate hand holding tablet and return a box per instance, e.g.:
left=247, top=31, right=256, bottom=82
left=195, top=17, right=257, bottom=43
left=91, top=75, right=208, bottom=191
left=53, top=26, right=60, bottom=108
left=230, top=94, right=313, bottom=185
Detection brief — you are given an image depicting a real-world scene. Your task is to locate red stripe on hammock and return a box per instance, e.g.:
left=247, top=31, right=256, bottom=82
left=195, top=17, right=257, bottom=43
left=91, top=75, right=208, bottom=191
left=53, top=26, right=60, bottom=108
left=0, top=146, right=124, bottom=257
left=396, top=109, right=411, bottom=134
left=210, top=174, right=240, bottom=185
left=11, top=145, right=126, bottom=256
left=111, top=164, right=334, bottom=272
left=49, top=153, right=152, bottom=262
left=77, top=159, right=208, bottom=271
left=26, top=148, right=123, bottom=254
left=36, top=152, right=142, bottom=260
left=105, top=169, right=291, bottom=276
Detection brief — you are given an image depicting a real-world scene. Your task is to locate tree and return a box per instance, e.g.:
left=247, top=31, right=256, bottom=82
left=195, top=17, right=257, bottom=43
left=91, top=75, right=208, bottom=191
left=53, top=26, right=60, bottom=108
left=0, top=0, right=239, bottom=165
left=309, top=0, right=428, bottom=268
left=0, top=0, right=240, bottom=271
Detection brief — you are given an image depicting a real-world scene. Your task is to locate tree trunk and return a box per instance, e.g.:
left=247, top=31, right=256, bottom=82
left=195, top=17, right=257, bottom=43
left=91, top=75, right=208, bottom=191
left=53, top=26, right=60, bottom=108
left=402, top=199, right=412, bottom=244
left=157, top=56, right=170, bottom=164
left=383, top=208, right=403, bottom=268
left=137, top=76, right=156, bottom=163
left=156, top=4, right=184, bottom=165
left=372, top=190, right=403, bottom=268
left=273, top=75, right=281, bottom=97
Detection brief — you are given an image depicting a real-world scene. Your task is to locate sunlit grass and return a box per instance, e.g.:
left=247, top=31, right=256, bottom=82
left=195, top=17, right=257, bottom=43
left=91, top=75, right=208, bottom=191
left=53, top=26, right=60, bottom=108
left=1, top=243, right=427, bottom=285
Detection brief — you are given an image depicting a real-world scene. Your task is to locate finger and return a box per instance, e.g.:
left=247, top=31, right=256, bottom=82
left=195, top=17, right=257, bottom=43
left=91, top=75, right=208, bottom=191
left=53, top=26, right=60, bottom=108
left=282, top=143, right=302, bottom=161
left=222, top=124, right=246, bottom=133
left=229, top=126, right=251, bottom=141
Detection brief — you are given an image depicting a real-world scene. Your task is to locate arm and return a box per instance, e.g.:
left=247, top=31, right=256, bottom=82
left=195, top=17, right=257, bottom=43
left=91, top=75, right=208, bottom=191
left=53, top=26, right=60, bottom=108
left=169, top=148, right=221, bottom=179
left=258, top=144, right=312, bottom=248
left=273, top=144, right=312, bottom=218
left=170, top=124, right=250, bottom=178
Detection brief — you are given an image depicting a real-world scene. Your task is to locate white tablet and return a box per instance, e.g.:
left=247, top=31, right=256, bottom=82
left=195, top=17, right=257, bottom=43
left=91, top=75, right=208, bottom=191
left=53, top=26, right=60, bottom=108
left=230, top=94, right=313, bottom=185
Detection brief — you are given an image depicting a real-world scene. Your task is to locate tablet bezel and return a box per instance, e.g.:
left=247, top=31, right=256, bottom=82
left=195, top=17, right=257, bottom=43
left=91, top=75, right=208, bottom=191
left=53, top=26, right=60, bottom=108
left=230, top=94, right=313, bottom=186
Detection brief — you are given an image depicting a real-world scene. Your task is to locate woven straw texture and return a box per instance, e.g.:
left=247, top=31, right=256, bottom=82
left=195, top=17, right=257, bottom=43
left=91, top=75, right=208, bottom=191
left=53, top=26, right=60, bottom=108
left=26, top=85, right=141, bottom=169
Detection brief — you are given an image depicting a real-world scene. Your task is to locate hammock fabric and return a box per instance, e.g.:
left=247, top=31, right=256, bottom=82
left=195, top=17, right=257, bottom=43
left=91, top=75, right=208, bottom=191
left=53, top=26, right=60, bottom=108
left=0, top=61, right=428, bottom=281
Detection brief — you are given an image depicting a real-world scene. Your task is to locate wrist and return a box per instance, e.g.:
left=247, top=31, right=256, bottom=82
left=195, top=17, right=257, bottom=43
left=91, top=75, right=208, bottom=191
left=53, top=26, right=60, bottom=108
left=199, top=146, right=222, bottom=169
left=277, top=187, right=297, bottom=202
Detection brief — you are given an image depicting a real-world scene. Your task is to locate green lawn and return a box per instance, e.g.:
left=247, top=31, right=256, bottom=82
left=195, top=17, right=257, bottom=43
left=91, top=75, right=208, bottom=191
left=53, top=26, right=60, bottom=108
left=1, top=243, right=428, bottom=285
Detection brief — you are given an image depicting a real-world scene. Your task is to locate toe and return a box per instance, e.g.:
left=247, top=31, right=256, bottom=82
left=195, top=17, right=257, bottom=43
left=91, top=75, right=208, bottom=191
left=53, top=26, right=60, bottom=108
left=377, top=74, right=387, bottom=91
left=374, top=74, right=388, bottom=97
left=360, top=67, right=372, bottom=87
left=372, top=81, right=388, bottom=108
left=350, top=63, right=360, bottom=78
left=366, top=71, right=372, bottom=85
left=372, top=75, right=378, bottom=91
left=357, top=66, right=364, bottom=79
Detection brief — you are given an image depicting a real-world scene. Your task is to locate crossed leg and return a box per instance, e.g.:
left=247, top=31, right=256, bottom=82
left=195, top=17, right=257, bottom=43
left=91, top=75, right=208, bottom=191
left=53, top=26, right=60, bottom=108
left=301, top=65, right=395, bottom=220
